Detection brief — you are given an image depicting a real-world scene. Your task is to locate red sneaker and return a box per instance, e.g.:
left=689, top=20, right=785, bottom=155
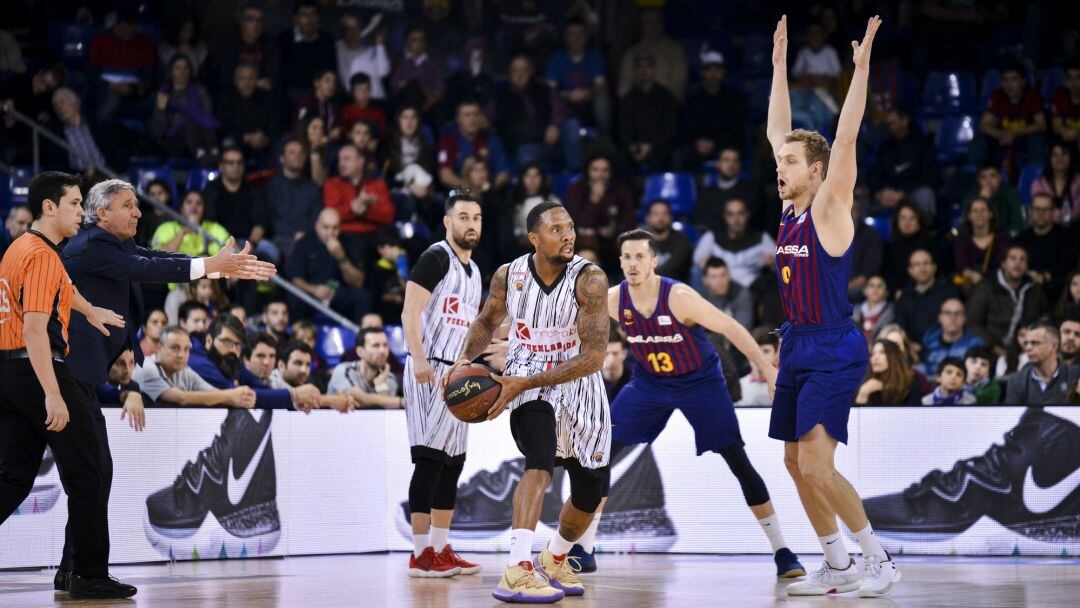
left=440, top=544, right=481, bottom=575
left=408, top=546, right=461, bottom=578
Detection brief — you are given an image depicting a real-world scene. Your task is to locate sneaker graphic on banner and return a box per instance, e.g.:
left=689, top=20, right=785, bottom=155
left=862, top=409, right=1080, bottom=554
left=589, top=444, right=677, bottom=552
left=144, top=410, right=280, bottom=560
left=14, top=447, right=61, bottom=515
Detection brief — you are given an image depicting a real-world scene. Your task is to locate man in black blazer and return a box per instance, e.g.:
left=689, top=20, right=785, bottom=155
left=56, top=178, right=276, bottom=590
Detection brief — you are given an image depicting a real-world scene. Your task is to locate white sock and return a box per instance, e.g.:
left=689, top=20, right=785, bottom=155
left=508, top=528, right=534, bottom=566
left=578, top=512, right=601, bottom=553
left=852, top=523, right=887, bottom=560
left=548, top=531, right=574, bottom=558
left=818, top=532, right=850, bottom=570
left=757, top=514, right=788, bottom=553
left=412, top=533, right=430, bottom=557
left=430, top=526, right=449, bottom=551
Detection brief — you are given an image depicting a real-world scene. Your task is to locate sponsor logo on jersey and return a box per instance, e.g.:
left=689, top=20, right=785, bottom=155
left=593, top=451, right=605, bottom=464
left=511, top=271, right=528, bottom=292
left=657, top=315, right=672, bottom=326
left=514, top=322, right=579, bottom=353
left=776, top=245, right=810, bottom=257
left=782, top=266, right=792, bottom=284
left=623, top=309, right=633, bottom=326
left=626, top=334, right=685, bottom=344
left=442, top=297, right=459, bottom=315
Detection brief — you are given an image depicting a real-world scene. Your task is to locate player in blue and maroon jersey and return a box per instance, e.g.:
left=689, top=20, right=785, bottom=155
left=569, top=229, right=805, bottom=578
left=766, top=15, right=901, bottom=597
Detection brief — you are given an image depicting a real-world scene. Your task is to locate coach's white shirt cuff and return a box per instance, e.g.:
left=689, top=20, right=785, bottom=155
left=190, top=258, right=206, bottom=280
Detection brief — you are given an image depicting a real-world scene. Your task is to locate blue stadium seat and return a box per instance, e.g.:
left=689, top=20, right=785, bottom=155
left=48, top=22, right=96, bottom=70
left=919, top=71, right=977, bottom=117
left=671, top=220, right=701, bottom=246
left=740, top=76, right=771, bottom=122
left=866, top=213, right=892, bottom=243
left=185, top=169, right=220, bottom=193
left=551, top=172, right=579, bottom=200
left=935, top=115, right=977, bottom=164
left=1041, top=68, right=1064, bottom=110
left=316, top=324, right=357, bottom=367
left=2, top=166, right=32, bottom=208
left=133, top=166, right=178, bottom=204
left=642, top=173, right=697, bottom=217
left=1016, top=163, right=1043, bottom=205
left=384, top=324, right=407, bottom=363
left=740, top=35, right=773, bottom=75
left=395, top=220, right=430, bottom=242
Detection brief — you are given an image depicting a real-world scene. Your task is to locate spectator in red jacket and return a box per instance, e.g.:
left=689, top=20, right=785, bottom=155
left=89, top=8, right=157, bottom=122
left=1050, top=59, right=1080, bottom=146
left=971, top=60, right=1046, bottom=180
left=322, top=143, right=394, bottom=236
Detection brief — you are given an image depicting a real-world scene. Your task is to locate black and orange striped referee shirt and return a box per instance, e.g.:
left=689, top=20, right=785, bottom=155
left=0, top=230, right=74, bottom=355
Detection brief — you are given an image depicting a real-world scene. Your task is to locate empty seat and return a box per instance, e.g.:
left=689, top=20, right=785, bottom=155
left=185, top=169, right=220, bottom=193
left=642, top=172, right=697, bottom=217
left=919, top=71, right=977, bottom=117
left=133, top=166, right=178, bottom=204
left=316, top=325, right=357, bottom=368
left=1016, top=163, right=1044, bottom=205
left=935, top=115, right=977, bottom=164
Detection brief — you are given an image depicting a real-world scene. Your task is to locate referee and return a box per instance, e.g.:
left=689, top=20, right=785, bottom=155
left=0, top=172, right=137, bottom=599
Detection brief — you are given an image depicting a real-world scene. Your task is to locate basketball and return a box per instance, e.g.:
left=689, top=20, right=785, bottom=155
left=443, top=364, right=501, bottom=423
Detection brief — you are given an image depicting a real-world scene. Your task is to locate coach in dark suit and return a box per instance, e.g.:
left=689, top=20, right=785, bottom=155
left=56, top=178, right=276, bottom=589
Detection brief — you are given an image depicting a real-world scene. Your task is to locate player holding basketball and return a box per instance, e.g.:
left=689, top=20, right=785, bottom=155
left=446, top=201, right=611, bottom=604
left=401, top=191, right=483, bottom=578
left=585, top=228, right=805, bottom=577
left=767, top=15, right=900, bottom=597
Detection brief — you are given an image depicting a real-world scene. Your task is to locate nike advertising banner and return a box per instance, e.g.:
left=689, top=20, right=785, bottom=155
left=2, top=407, right=1078, bottom=570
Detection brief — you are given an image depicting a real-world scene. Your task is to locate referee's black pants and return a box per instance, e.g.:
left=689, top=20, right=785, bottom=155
left=59, top=383, right=112, bottom=574
left=0, top=359, right=110, bottom=578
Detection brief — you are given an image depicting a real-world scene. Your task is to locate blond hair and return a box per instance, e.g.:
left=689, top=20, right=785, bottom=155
left=785, top=129, right=831, bottom=177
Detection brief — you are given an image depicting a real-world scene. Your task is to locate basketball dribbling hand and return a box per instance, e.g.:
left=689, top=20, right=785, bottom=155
left=44, top=393, right=69, bottom=432
left=851, top=15, right=882, bottom=69
left=487, top=374, right=530, bottom=421
left=413, top=358, right=435, bottom=384
left=442, top=358, right=471, bottom=390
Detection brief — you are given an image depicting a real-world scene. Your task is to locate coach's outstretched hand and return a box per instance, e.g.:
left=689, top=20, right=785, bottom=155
left=205, top=238, right=278, bottom=281
left=86, top=305, right=125, bottom=337
left=487, top=374, right=530, bottom=421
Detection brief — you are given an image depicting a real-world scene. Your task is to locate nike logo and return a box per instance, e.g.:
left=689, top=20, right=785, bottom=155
left=826, top=538, right=837, bottom=545
left=228, top=428, right=272, bottom=505
left=1023, top=465, right=1080, bottom=515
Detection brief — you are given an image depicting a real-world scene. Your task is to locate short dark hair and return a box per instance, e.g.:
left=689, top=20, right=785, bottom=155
left=349, top=72, right=371, bottom=90
left=526, top=201, right=564, bottom=233
left=221, top=145, right=245, bottom=160
left=244, top=331, right=278, bottom=359
left=355, top=327, right=387, bottom=349
left=28, top=171, right=81, bottom=220
left=907, top=247, right=936, bottom=266
left=1004, top=243, right=1029, bottom=259
left=1000, top=59, right=1026, bottom=78
left=645, top=199, right=671, bottom=214
left=703, top=256, right=728, bottom=272
left=294, top=0, right=318, bottom=13
left=445, top=189, right=481, bottom=213
left=964, top=344, right=995, bottom=366
left=208, top=313, right=247, bottom=341
left=312, top=68, right=336, bottom=83
left=178, top=300, right=210, bottom=324
left=752, top=326, right=779, bottom=349
left=1027, top=320, right=1060, bottom=343
left=616, top=228, right=657, bottom=255
left=456, top=98, right=482, bottom=113
left=279, top=339, right=313, bottom=362
left=938, top=357, right=967, bottom=379
left=263, top=298, right=288, bottom=314
left=1061, top=309, right=1080, bottom=327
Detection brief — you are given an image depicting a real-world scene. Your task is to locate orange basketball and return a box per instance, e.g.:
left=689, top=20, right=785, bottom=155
left=443, top=364, right=501, bottom=423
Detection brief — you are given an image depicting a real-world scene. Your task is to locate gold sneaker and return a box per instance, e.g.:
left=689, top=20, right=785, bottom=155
left=492, top=561, right=565, bottom=604
left=534, top=548, right=585, bottom=596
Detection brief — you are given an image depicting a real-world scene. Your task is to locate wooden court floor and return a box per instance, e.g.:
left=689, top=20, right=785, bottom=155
left=2, top=552, right=1079, bottom=607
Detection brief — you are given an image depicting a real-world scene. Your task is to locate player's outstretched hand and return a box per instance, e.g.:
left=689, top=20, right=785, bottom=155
left=487, top=374, right=530, bottom=421
left=87, top=305, right=125, bottom=336
left=851, top=15, right=882, bottom=68
left=772, top=15, right=787, bottom=66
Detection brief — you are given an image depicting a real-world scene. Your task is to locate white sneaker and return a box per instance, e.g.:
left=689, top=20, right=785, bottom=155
left=858, top=553, right=902, bottom=597
left=785, top=559, right=862, bottom=596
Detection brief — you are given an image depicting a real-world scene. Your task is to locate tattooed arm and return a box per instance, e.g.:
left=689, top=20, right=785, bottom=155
left=443, top=265, right=509, bottom=387
left=485, top=265, right=609, bottom=420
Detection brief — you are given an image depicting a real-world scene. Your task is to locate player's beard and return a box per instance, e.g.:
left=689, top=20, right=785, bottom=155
left=451, top=228, right=479, bottom=250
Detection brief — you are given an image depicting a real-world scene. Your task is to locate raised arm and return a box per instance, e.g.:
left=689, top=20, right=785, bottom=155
left=766, top=15, right=792, bottom=157
left=819, top=16, right=882, bottom=204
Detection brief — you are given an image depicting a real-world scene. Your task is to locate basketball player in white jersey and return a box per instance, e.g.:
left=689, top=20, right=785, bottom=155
left=446, top=201, right=611, bottom=603
left=767, top=15, right=900, bottom=597
left=401, top=192, right=484, bottom=578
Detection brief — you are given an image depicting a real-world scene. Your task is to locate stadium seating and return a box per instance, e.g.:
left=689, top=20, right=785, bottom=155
left=919, top=70, right=977, bottom=117
left=185, top=169, right=220, bottom=193
left=47, top=22, right=95, bottom=70
left=935, top=115, right=977, bottom=164
left=1016, top=163, right=1043, bottom=205
left=132, top=165, right=178, bottom=204
left=642, top=172, right=696, bottom=217
left=316, top=324, right=357, bottom=367
left=385, top=324, right=407, bottom=363
left=551, top=172, right=579, bottom=200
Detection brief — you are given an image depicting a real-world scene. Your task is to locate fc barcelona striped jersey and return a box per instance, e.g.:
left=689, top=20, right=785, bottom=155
left=774, top=205, right=854, bottom=325
left=619, top=277, right=718, bottom=378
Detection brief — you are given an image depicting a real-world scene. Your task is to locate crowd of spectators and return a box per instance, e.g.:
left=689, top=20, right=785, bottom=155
left=2, top=2, right=1080, bottom=406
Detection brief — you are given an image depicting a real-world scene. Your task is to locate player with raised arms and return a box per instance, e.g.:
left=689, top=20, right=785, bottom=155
left=766, top=15, right=901, bottom=597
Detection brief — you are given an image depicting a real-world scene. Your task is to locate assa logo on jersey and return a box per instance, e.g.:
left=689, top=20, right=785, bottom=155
left=776, top=245, right=810, bottom=257
left=440, top=296, right=472, bottom=328
left=626, top=334, right=685, bottom=344
left=514, top=322, right=578, bottom=353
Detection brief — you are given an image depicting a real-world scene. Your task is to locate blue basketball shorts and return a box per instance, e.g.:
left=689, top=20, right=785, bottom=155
left=611, top=365, right=742, bottom=455
left=768, top=318, right=869, bottom=445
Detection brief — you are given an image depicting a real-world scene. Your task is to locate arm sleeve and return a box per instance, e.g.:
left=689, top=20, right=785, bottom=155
left=407, top=247, right=450, bottom=292
left=236, top=365, right=293, bottom=409
left=22, top=253, right=64, bottom=314
left=183, top=369, right=216, bottom=392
